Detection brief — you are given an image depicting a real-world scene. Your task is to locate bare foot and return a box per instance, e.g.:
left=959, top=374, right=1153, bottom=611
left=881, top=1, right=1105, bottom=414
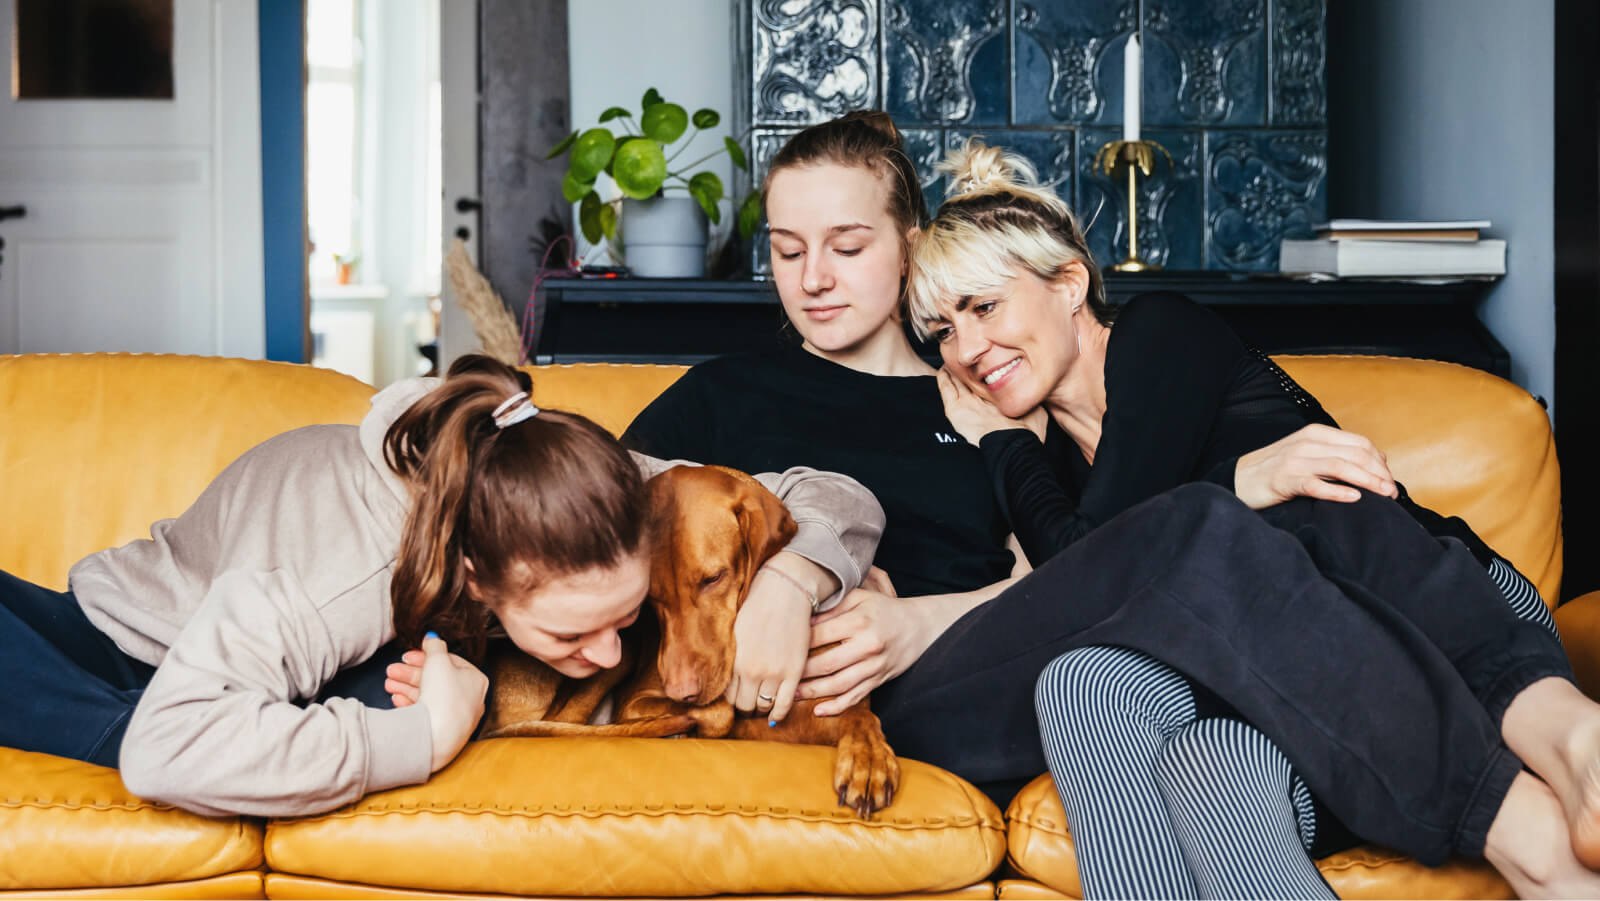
left=1565, top=723, right=1600, bottom=869
left=1487, top=773, right=1600, bottom=898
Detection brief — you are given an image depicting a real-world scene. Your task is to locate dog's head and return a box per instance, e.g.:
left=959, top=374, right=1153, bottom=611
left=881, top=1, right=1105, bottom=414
left=646, top=465, right=797, bottom=705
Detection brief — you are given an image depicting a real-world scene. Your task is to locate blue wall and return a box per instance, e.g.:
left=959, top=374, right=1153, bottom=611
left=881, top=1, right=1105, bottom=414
left=260, top=0, right=306, bottom=363
left=1327, top=0, right=1555, bottom=407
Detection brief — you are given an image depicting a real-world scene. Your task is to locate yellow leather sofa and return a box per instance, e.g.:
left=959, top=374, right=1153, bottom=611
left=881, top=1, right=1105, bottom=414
left=0, top=351, right=1594, bottom=900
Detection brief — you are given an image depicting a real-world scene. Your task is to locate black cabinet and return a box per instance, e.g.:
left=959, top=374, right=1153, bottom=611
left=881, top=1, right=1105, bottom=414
left=532, top=272, right=1508, bottom=378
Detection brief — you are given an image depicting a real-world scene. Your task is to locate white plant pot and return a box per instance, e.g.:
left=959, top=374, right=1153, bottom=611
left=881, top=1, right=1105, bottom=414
left=620, top=195, right=708, bottom=278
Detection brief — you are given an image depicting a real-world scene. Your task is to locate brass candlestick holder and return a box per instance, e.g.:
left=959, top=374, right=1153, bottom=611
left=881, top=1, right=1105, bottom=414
left=1093, top=139, right=1174, bottom=272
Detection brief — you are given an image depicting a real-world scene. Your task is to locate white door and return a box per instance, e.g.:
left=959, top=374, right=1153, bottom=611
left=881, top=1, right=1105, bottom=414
left=0, top=0, right=263, bottom=357
left=437, top=0, right=480, bottom=368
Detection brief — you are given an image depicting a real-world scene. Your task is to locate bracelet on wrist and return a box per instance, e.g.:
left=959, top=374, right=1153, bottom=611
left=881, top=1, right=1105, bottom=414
left=759, top=565, right=821, bottom=613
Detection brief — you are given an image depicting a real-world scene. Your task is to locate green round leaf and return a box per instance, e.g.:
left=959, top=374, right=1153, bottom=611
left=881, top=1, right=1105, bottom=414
left=692, top=108, right=720, bottom=129
left=598, top=106, right=631, bottom=123
left=689, top=172, right=724, bottom=224
left=641, top=87, right=663, bottom=109
left=570, top=128, right=616, bottom=182
left=737, top=190, right=764, bottom=240
left=561, top=170, right=594, bottom=204
left=612, top=139, right=668, bottom=199
left=545, top=130, right=578, bottom=160
left=599, top=204, right=618, bottom=240
left=724, top=136, right=748, bottom=171
left=641, top=103, right=688, bottom=144
left=579, top=191, right=604, bottom=244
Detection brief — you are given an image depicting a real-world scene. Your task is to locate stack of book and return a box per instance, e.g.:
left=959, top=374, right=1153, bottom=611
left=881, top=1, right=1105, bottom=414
left=1279, top=220, right=1505, bottom=278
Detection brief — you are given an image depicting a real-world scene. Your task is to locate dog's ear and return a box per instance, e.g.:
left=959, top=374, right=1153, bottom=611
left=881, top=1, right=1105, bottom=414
left=713, top=466, right=797, bottom=579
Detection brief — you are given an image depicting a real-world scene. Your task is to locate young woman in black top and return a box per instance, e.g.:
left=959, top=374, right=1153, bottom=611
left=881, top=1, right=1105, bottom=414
left=908, top=137, right=1600, bottom=897
left=625, top=113, right=1596, bottom=898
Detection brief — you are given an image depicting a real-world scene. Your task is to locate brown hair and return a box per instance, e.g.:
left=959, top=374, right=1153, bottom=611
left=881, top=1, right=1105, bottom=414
left=762, top=110, right=928, bottom=257
left=383, top=354, right=648, bottom=662
left=906, top=138, right=1114, bottom=339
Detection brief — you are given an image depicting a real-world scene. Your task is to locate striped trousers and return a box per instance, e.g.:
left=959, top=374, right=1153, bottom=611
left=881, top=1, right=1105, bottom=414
left=1036, top=556, right=1553, bottom=900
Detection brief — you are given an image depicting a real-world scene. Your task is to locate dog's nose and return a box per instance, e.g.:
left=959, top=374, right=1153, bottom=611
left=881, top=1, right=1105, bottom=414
left=664, top=670, right=702, bottom=703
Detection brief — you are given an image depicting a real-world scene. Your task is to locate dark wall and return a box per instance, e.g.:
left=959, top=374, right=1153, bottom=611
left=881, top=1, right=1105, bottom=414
left=480, top=0, right=569, bottom=327
left=1554, top=0, right=1600, bottom=600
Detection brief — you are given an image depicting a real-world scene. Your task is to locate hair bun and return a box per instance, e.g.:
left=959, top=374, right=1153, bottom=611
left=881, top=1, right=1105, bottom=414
left=937, top=138, right=1029, bottom=199
left=935, top=138, right=1069, bottom=220
left=837, top=109, right=900, bottom=143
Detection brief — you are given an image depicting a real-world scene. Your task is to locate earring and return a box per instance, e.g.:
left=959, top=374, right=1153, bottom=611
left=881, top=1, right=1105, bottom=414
left=1076, top=327, right=1083, bottom=355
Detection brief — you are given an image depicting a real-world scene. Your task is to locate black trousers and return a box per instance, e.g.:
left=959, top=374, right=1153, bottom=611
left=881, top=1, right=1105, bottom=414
left=0, top=570, right=408, bottom=768
left=871, top=483, right=1570, bottom=866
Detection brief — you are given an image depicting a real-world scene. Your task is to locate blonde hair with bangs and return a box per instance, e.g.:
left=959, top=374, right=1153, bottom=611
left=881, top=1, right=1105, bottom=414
left=907, top=138, right=1111, bottom=340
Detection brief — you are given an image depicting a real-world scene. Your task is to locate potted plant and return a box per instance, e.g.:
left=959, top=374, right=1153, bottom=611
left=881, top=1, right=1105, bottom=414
left=548, top=88, right=762, bottom=277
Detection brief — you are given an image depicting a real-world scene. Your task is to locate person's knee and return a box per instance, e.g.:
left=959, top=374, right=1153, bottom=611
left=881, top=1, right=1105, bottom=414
left=1163, top=482, right=1256, bottom=535
left=1035, top=646, right=1191, bottom=729
left=1157, top=719, right=1288, bottom=789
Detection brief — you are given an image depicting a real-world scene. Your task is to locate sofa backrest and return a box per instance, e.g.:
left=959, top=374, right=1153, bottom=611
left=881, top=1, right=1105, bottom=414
left=0, top=353, right=1560, bottom=603
left=524, top=357, right=1564, bottom=603
left=1272, top=356, right=1559, bottom=601
left=0, top=354, right=376, bottom=589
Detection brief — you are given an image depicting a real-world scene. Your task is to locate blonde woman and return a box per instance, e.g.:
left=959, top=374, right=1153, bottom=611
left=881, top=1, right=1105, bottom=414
left=911, top=138, right=1599, bottom=898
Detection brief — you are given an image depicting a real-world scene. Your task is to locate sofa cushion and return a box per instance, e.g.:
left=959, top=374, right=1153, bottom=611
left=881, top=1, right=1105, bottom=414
left=1276, top=355, right=1560, bottom=601
left=265, top=737, right=1006, bottom=897
left=0, top=354, right=376, bottom=590
left=1004, top=774, right=1513, bottom=900
left=0, top=748, right=264, bottom=893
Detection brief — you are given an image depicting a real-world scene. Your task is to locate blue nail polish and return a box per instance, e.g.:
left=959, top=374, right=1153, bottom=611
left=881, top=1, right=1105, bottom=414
left=768, top=720, right=777, bottom=728
left=424, top=630, right=440, bottom=640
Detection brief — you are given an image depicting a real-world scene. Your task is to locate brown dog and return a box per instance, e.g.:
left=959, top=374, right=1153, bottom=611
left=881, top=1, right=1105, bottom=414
left=479, top=464, right=900, bottom=817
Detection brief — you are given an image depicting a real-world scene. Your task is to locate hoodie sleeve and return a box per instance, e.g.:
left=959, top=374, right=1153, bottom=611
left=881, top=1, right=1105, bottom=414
left=631, top=452, right=884, bottom=608
left=118, top=568, right=433, bottom=818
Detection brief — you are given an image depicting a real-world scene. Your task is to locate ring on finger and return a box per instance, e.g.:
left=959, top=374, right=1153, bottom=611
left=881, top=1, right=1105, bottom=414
left=757, top=692, right=775, bottom=703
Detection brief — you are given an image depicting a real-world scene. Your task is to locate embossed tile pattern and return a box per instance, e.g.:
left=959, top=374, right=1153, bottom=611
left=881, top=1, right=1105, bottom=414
left=741, top=0, right=1327, bottom=272
left=1077, top=128, right=1204, bottom=271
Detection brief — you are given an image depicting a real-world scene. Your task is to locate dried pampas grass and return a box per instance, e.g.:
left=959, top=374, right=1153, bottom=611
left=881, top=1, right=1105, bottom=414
left=445, top=238, right=523, bottom=365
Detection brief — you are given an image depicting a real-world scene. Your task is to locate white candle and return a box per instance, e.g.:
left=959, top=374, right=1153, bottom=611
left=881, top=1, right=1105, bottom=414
left=1123, top=33, right=1142, bottom=142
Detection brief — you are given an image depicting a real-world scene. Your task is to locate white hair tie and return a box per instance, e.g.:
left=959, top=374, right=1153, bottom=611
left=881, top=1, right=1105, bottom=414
left=492, top=391, right=540, bottom=429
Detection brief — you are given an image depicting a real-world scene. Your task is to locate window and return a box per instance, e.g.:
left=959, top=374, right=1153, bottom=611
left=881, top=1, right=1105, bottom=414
left=305, top=0, right=362, bottom=285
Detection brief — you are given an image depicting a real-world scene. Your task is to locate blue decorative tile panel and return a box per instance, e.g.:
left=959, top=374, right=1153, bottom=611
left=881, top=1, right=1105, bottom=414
left=735, top=0, right=1327, bottom=273
left=751, top=0, right=878, bottom=126
left=1143, top=0, right=1265, bottom=126
left=1207, top=130, right=1326, bottom=271
left=1270, top=0, right=1326, bottom=125
left=1013, top=0, right=1137, bottom=125
left=1077, top=128, right=1204, bottom=271
left=883, top=0, right=1008, bottom=125
left=903, top=127, right=950, bottom=217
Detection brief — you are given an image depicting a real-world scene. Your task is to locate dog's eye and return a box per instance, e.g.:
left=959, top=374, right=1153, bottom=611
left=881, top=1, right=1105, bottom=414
left=700, top=570, right=728, bottom=588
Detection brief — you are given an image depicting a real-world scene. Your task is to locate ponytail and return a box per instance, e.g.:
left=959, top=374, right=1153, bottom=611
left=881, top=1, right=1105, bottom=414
left=385, top=354, right=648, bottom=661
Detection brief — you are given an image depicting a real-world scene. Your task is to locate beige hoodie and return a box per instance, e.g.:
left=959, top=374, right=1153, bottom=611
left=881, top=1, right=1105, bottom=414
left=69, top=378, right=883, bottom=818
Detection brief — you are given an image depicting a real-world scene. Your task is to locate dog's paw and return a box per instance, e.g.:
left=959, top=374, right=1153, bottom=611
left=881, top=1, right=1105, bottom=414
left=687, top=699, right=736, bottom=738
left=833, top=725, right=900, bottom=818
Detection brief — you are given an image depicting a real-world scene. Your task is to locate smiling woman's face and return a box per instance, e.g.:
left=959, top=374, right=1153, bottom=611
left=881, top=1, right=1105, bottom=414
left=765, top=163, right=910, bottom=357
left=926, top=266, right=1085, bottom=418
left=486, top=553, right=650, bottom=679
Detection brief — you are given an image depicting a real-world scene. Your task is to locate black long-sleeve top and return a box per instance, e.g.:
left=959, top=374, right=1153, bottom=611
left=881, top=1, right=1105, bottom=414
left=983, top=292, right=1493, bottom=567
left=623, top=345, right=1016, bottom=597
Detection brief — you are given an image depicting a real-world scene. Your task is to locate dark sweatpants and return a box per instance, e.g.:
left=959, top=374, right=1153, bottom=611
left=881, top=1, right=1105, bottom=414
left=0, top=570, right=406, bottom=769
left=871, top=483, right=1569, bottom=867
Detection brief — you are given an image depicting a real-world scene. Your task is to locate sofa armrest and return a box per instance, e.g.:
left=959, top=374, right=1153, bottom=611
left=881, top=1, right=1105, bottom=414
left=1555, top=591, right=1600, bottom=700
